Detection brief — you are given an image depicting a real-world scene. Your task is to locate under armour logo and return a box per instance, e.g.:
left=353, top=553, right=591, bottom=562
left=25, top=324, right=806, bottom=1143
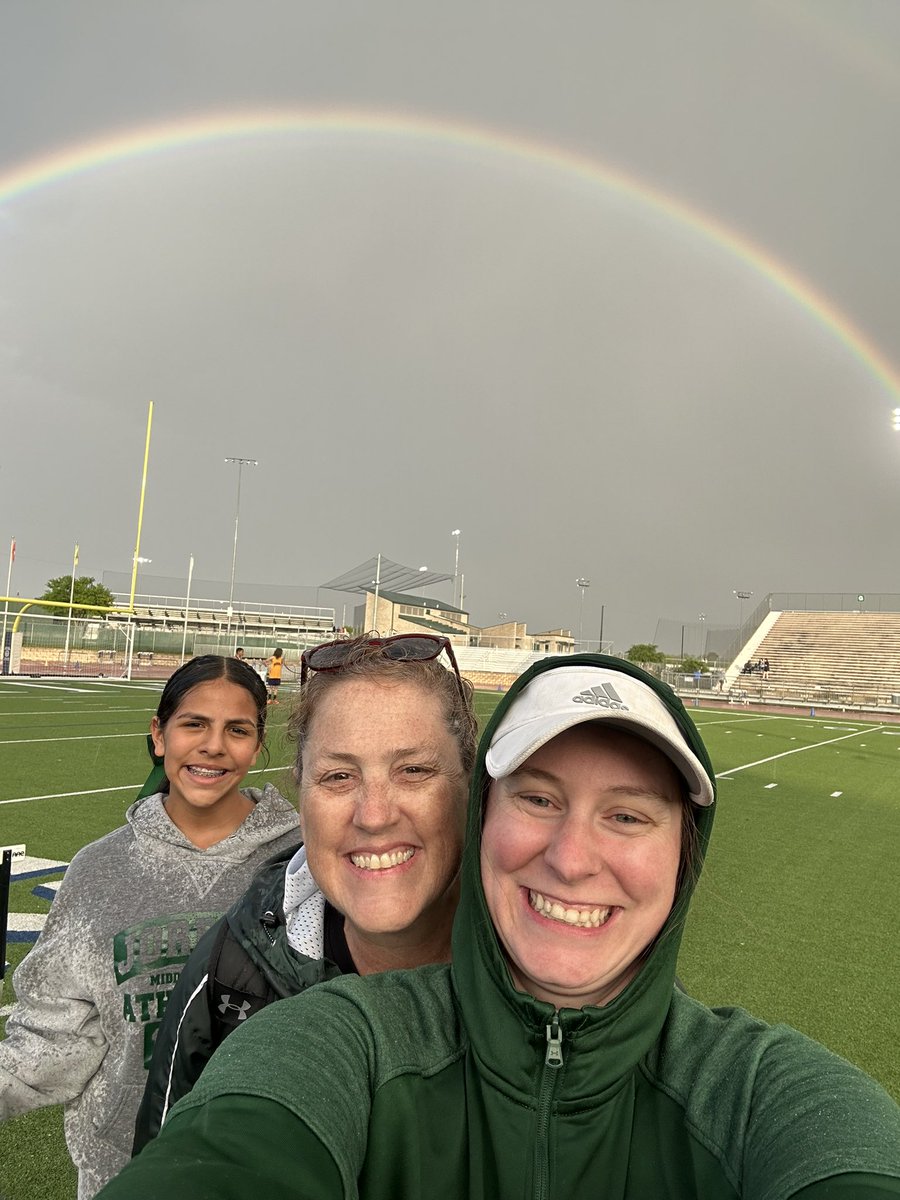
left=218, top=994, right=252, bottom=1020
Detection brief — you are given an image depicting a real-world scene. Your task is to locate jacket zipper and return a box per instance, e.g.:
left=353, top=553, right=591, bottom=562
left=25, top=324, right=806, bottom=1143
left=534, top=1015, right=564, bottom=1200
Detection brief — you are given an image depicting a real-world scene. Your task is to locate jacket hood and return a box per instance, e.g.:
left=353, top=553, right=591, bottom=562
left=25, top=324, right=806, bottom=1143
left=125, top=784, right=299, bottom=862
left=451, top=653, right=717, bottom=1099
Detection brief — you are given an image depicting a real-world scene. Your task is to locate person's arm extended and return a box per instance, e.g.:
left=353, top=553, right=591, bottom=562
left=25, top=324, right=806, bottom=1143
left=0, top=869, right=107, bottom=1116
left=132, top=918, right=222, bottom=1153
left=106, top=1095, right=343, bottom=1200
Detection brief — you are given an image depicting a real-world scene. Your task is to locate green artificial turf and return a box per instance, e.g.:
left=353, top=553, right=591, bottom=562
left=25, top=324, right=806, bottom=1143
left=681, top=710, right=900, bottom=1094
left=1, top=686, right=898, bottom=1200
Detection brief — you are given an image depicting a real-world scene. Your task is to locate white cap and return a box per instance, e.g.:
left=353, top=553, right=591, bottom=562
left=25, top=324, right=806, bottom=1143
left=485, top=665, right=715, bottom=806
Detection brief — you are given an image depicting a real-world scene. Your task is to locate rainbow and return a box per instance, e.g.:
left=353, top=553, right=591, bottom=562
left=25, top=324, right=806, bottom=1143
left=2, top=106, right=898, bottom=401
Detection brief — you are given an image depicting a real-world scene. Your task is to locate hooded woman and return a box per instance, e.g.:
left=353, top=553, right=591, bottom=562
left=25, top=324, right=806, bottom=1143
left=98, top=654, right=900, bottom=1200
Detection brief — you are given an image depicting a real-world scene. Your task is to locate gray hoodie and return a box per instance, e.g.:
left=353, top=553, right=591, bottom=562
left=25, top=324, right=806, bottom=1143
left=0, top=784, right=299, bottom=1200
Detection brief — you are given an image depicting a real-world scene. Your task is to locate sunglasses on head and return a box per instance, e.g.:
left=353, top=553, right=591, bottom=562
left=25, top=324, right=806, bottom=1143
left=300, top=633, right=465, bottom=697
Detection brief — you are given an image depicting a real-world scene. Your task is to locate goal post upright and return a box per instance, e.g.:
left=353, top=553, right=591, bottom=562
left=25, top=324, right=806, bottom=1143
left=128, top=401, right=154, bottom=612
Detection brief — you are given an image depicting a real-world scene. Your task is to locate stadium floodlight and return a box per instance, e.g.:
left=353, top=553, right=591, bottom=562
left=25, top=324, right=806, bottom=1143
left=893, top=408, right=900, bottom=432
left=576, top=578, right=591, bottom=648
left=225, top=458, right=259, bottom=636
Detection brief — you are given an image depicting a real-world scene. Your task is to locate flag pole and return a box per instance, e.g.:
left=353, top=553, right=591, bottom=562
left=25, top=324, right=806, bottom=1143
left=63, top=541, right=79, bottom=667
left=180, top=554, right=194, bottom=665
left=373, top=553, right=382, bottom=634
left=1, top=538, right=14, bottom=675
left=129, top=402, right=154, bottom=610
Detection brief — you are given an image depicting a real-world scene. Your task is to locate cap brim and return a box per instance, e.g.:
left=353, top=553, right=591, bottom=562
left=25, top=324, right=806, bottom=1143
left=485, top=666, right=714, bottom=806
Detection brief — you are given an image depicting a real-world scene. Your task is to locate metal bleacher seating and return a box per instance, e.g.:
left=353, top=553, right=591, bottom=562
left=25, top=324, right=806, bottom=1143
left=736, top=611, right=900, bottom=705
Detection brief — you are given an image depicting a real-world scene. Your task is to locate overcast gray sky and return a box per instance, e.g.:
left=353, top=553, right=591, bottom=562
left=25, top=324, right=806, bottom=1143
left=2, top=1, right=900, bottom=653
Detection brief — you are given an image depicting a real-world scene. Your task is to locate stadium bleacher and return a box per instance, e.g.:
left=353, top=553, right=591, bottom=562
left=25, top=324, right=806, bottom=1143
left=729, top=610, right=900, bottom=706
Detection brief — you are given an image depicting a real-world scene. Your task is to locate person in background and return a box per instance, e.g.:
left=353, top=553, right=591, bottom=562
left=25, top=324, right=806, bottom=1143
left=132, top=633, right=476, bottom=1152
left=266, top=646, right=284, bottom=703
left=0, top=656, right=299, bottom=1200
left=102, top=654, right=900, bottom=1199
left=235, top=647, right=245, bottom=661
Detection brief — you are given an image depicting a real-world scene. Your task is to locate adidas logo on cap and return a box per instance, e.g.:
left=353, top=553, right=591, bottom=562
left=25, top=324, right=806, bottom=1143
left=572, top=682, right=628, bottom=711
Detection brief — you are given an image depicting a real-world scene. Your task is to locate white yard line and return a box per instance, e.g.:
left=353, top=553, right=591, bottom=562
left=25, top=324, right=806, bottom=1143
left=716, top=724, right=881, bottom=779
left=695, top=712, right=861, bottom=729
left=0, top=765, right=288, bottom=806
left=0, top=732, right=146, bottom=746
left=0, top=681, right=97, bottom=693
left=0, top=681, right=163, bottom=694
left=0, top=700, right=154, bottom=710
left=695, top=714, right=783, bottom=727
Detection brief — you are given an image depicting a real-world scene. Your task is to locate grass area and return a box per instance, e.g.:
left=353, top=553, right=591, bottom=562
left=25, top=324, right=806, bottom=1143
left=681, top=708, right=900, bottom=1095
left=1, top=682, right=897, bottom=1199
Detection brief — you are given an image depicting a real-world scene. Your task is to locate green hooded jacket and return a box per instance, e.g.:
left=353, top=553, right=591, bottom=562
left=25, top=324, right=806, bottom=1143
left=97, top=655, right=900, bottom=1200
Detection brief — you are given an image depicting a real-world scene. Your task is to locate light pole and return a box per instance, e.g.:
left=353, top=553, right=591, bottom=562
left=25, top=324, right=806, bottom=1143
left=733, top=590, right=752, bottom=653
left=576, top=578, right=590, bottom=649
left=225, top=457, right=258, bottom=635
left=698, top=612, right=706, bottom=659
left=451, top=530, right=461, bottom=609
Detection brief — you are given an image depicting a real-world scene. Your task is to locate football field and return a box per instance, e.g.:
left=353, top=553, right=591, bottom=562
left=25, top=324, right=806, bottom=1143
left=1, top=680, right=898, bottom=1199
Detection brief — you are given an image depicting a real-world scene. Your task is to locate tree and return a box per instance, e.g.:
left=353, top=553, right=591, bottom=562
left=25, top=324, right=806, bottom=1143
left=677, top=656, right=707, bottom=675
left=624, top=643, right=665, bottom=665
left=41, top=575, right=115, bottom=609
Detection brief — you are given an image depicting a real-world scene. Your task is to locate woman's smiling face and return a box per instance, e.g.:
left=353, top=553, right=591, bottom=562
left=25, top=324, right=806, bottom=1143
left=481, top=723, right=683, bottom=1010
left=298, top=677, right=468, bottom=955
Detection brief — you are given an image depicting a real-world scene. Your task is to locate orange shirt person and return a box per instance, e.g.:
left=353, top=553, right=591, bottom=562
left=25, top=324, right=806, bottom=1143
left=266, top=648, right=284, bottom=704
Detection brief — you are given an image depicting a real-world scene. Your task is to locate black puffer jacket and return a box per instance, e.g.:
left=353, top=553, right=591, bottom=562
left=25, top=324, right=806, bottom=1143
left=132, top=840, right=342, bottom=1151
